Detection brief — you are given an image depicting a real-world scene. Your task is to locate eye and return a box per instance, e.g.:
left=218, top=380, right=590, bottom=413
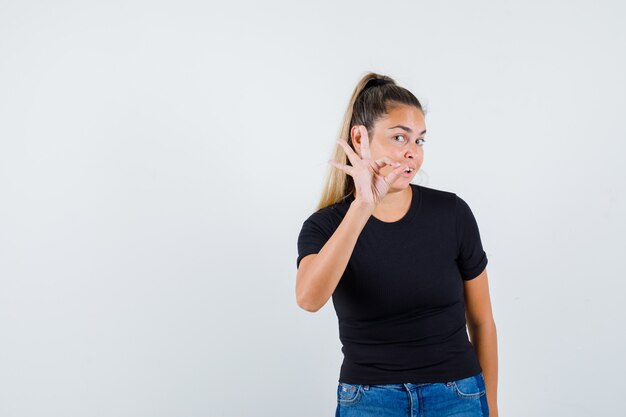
left=393, top=134, right=407, bottom=143
left=393, top=135, right=426, bottom=146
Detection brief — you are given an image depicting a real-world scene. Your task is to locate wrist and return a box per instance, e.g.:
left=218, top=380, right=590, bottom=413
left=350, top=198, right=376, bottom=213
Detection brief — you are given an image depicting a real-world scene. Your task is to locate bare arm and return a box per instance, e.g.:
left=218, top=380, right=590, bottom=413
left=464, top=268, right=499, bottom=417
left=296, top=125, right=407, bottom=312
left=296, top=200, right=373, bottom=312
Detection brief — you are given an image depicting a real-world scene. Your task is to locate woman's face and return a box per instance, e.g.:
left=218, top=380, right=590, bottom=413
left=351, top=103, right=426, bottom=191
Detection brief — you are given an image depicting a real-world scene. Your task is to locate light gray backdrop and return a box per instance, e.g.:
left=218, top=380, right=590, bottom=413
left=1, top=0, right=624, bottom=416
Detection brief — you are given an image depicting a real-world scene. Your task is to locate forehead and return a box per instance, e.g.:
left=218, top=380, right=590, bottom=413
left=377, top=104, right=425, bottom=129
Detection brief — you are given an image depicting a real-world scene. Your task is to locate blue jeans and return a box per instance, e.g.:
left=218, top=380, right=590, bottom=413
left=335, top=372, right=489, bottom=417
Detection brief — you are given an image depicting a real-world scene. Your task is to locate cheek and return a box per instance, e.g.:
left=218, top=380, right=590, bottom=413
left=413, top=148, right=425, bottom=163
left=380, top=166, right=393, bottom=176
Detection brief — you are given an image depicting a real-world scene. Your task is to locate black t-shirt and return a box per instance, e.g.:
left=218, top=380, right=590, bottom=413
left=296, top=183, right=489, bottom=384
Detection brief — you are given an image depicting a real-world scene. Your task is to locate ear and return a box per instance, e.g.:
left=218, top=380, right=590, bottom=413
left=350, top=125, right=363, bottom=156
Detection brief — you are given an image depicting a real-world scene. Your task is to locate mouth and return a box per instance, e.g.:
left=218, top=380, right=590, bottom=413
left=401, top=165, right=416, bottom=176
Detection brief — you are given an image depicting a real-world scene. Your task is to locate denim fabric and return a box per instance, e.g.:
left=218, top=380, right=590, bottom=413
left=335, top=372, right=489, bottom=417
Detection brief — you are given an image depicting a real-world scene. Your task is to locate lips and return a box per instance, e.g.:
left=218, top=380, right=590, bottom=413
left=400, top=167, right=416, bottom=177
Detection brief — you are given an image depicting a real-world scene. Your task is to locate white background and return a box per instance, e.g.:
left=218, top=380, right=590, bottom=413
left=1, top=1, right=624, bottom=416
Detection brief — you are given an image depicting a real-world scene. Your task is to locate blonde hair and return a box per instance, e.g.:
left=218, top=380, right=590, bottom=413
left=316, top=72, right=423, bottom=211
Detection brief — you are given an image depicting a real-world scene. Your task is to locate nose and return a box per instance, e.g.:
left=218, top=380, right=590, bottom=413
left=405, top=142, right=420, bottom=159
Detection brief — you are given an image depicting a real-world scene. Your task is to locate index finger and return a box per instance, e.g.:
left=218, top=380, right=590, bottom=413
left=358, top=126, right=372, bottom=159
left=336, top=138, right=361, bottom=167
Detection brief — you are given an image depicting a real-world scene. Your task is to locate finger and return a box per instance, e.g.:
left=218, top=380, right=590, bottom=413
left=373, top=156, right=401, bottom=168
left=370, top=157, right=400, bottom=174
left=383, top=164, right=406, bottom=186
left=336, top=138, right=361, bottom=167
left=358, top=126, right=372, bottom=159
left=328, top=159, right=355, bottom=176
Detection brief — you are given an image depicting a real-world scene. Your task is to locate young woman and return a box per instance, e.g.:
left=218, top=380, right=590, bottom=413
left=296, top=72, right=498, bottom=417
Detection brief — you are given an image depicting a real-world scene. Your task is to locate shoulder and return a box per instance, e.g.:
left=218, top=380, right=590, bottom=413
left=300, top=198, right=351, bottom=232
left=411, top=184, right=483, bottom=227
left=414, top=183, right=456, bottom=199
left=414, top=184, right=474, bottom=208
left=413, top=183, right=458, bottom=212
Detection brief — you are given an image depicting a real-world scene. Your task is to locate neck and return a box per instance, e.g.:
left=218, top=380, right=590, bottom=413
left=377, top=186, right=411, bottom=208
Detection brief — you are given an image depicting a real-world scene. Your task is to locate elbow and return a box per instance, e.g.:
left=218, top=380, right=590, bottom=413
left=296, top=292, right=322, bottom=313
left=295, top=268, right=327, bottom=313
left=295, top=281, right=323, bottom=312
left=298, top=304, right=320, bottom=313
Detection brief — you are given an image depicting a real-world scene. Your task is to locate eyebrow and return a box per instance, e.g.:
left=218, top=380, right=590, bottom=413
left=388, top=125, right=427, bottom=136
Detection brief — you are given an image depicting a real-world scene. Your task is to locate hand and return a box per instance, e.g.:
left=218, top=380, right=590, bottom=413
left=329, top=125, right=407, bottom=207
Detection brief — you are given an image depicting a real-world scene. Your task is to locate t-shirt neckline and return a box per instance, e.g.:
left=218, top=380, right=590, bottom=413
left=368, top=183, right=420, bottom=226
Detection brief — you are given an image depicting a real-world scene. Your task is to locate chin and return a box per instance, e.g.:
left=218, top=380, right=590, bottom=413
left=390, top=179, right=412, bottom=192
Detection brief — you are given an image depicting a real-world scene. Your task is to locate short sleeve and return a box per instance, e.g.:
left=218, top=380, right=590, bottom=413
left=296, top=213, right=332, bottom=269
left=455, top=195, right=488, bottom=280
